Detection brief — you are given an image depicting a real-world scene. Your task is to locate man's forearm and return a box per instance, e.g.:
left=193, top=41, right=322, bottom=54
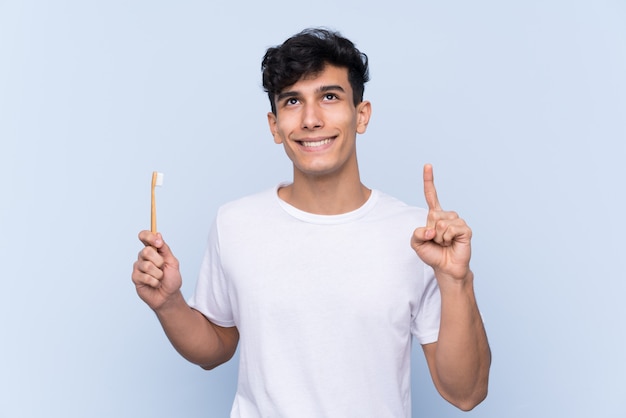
left=154, top=291, right=239, bottom=369
left=432, top=271, right=491, bottom=410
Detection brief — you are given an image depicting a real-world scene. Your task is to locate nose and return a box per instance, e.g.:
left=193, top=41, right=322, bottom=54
left=301, top=103, right=323, bottom=130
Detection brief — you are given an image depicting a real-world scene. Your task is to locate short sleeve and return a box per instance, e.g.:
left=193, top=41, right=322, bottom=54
left=187, top=218, right=236, bottom=327
left=411, top=263, right=441, bottom=344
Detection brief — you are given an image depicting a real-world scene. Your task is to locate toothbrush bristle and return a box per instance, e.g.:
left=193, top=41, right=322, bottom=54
left=155, top=172, right=164, bottom=186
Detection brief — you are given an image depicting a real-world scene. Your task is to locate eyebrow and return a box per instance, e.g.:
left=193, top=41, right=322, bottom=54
left=276, top=85, right=346, bottom=102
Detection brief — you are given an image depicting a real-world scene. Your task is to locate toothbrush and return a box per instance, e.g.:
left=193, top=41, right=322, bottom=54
left=151, top=171, right=164, bottom=233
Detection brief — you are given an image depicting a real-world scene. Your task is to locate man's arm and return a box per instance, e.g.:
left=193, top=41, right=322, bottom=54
left=132, top=231, right=239, bottom=369
left=421, top=272, right=490, bottom=410
left=411, top=164, right=491, bottom=410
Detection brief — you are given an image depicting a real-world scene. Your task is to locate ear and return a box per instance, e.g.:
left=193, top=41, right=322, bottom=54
left=356, top=100, right=372, bottom=134
left=267, top=112, right=282, bottom=144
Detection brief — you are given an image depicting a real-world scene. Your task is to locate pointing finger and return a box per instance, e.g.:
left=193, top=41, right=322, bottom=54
left=423, top=164, right=442, bottom=211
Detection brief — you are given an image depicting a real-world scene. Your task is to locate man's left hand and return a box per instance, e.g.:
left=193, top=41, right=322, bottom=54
left=411, top=164, right=472, bottom=283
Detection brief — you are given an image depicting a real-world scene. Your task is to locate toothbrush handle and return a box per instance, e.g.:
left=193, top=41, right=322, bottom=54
left=151, top=172, right=157, bottom=233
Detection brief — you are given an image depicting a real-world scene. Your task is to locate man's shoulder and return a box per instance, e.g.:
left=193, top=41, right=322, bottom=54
left=217, top=185, right=280, bottom=220
left=373, top=190, right=428, bottom=220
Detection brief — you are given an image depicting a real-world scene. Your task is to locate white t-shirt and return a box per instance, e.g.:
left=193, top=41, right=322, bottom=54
left=189, top=185, right=441, bottom=418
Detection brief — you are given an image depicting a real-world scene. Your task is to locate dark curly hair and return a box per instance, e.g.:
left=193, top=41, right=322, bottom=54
left=262, top=28, right=370, bottom=114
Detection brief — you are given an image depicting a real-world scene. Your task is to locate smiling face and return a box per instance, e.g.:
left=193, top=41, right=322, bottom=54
left=267, top=64, right=371, bottom=182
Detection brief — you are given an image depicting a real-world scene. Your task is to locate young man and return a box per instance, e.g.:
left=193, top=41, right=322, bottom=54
left=132, top=28, right=490, bottom=417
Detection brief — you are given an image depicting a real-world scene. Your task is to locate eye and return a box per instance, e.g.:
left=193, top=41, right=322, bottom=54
left=285, top=97, right=299, bottom=106
left=323, top=93, right=338, bottom=101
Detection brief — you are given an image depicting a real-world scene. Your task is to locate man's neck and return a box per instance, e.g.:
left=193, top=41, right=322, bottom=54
left=278, top=173, right=371, bottom=215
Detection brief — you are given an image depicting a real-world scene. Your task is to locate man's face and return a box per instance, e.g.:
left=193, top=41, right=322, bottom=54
left=267, top=65, right=371, bottom=180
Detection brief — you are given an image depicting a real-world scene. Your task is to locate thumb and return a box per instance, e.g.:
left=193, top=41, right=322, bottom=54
left=411, top=226, right=435, bottom=247
left=154, top=233, right=180, bottom=269
left=154, top=232, right=171, bottom=255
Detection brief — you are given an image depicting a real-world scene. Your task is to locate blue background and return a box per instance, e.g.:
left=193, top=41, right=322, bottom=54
left=1, top=1, right=625, bottom=416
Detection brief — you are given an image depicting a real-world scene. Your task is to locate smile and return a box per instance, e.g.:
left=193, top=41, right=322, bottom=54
left=299, top=138, right=333, bottom=147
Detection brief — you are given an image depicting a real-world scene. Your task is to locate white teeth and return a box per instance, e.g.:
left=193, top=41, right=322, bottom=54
left=301, top=138, right=332, bottom=147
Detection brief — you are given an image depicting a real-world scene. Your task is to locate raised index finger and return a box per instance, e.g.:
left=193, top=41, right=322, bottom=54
left=423, top=164, right=442, bottom=211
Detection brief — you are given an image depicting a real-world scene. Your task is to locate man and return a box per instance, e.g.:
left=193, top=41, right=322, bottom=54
left=132, top=28, right=490, bottom=417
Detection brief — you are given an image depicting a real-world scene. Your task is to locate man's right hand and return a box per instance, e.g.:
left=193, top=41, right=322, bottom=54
left=132, top=231, right=183, bottom=311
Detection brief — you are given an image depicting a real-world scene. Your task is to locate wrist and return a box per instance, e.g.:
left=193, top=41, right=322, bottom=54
left=436, top=269, right=474, bottom=292
left=153, top=290, right=186, bottom=316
